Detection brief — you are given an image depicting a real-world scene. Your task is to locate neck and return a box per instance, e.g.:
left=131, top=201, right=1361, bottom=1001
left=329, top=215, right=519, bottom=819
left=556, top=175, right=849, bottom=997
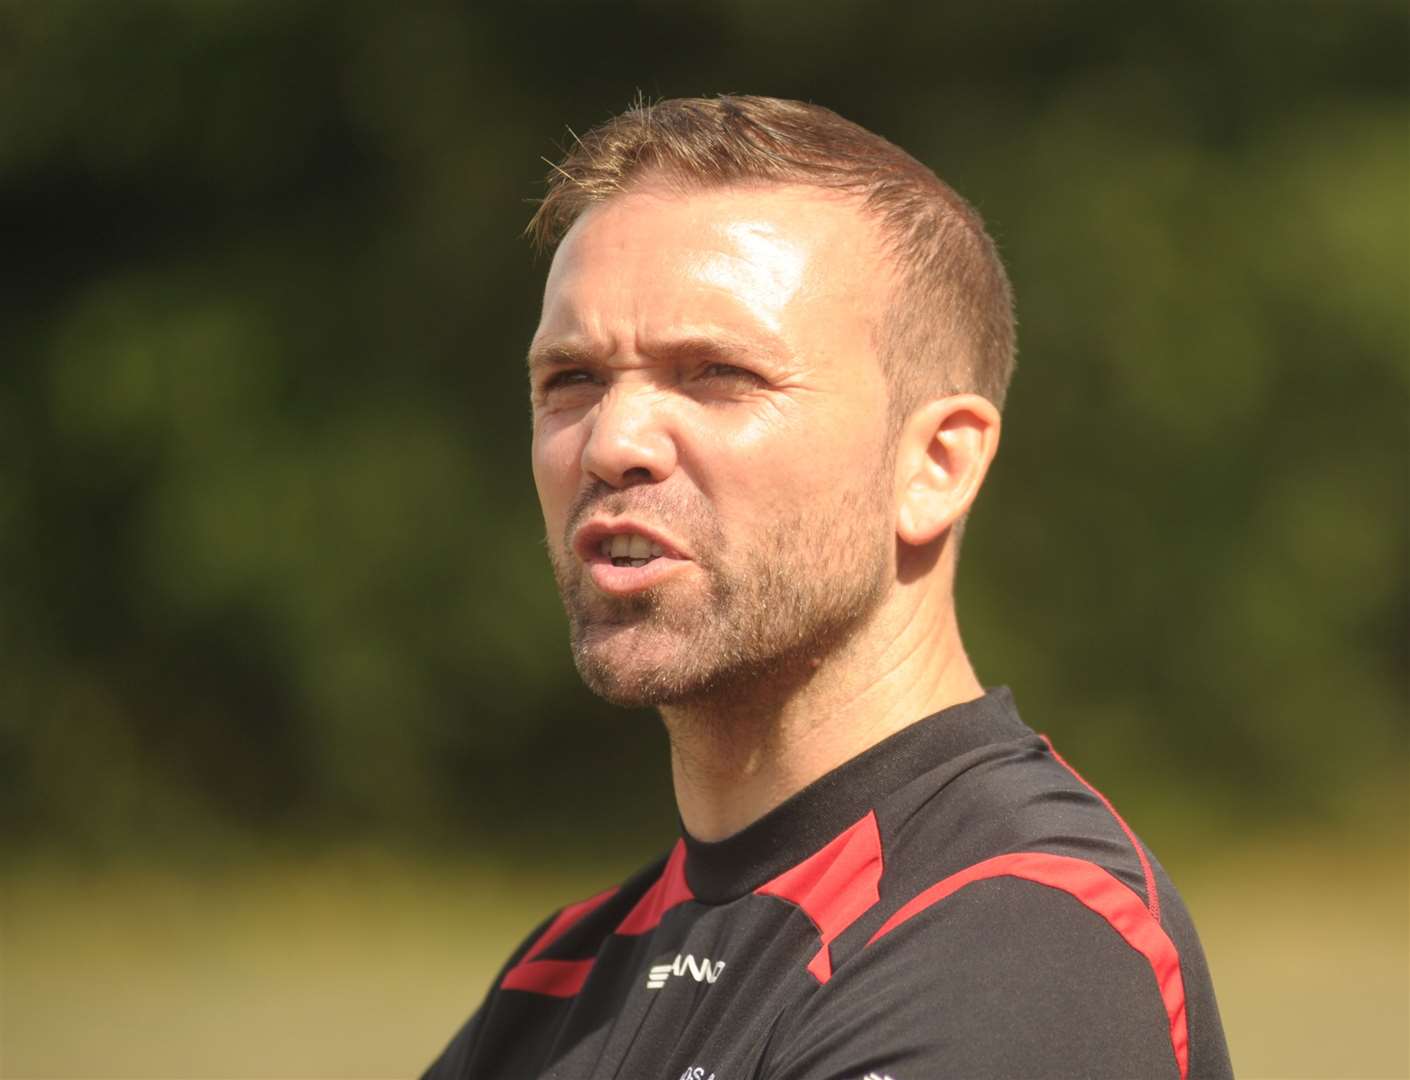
left=662, top=578, right=982, bottom=842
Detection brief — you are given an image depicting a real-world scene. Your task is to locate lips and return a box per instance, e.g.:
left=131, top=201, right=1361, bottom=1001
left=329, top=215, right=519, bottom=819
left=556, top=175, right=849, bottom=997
left=573, top=519, right=689, bottom=563
left=572, top=519, right=693, bottom=596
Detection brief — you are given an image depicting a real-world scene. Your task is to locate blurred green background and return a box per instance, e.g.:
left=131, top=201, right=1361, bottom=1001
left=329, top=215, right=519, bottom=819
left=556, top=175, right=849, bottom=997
left=1, top=1, right=1406, bottom=1077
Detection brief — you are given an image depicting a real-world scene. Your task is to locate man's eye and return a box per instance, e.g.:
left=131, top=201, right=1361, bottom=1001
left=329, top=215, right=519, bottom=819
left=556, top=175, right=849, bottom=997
left=699, top=363, right=764, bottom=385
left=542, top=369, right=597, bottom=392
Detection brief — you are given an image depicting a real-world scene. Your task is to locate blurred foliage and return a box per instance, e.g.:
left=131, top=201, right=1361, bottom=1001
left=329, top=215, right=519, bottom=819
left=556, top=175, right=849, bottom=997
left=0, top=0, right=1405, bottom=857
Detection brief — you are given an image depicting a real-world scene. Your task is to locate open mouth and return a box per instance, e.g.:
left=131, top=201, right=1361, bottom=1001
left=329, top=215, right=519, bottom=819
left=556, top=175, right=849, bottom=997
left=575, top=522, right=689, bottom=596
left=599, top=533, right=667, bottom=568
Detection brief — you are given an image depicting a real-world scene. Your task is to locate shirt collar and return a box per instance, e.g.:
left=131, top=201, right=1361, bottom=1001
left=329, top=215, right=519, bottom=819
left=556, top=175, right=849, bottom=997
left=681, top=686, right=1030, bottom=904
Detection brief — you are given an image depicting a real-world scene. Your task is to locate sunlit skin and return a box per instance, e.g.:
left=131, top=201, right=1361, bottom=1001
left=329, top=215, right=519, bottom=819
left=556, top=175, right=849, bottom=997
left=530, top=183, right=1002, bottom=841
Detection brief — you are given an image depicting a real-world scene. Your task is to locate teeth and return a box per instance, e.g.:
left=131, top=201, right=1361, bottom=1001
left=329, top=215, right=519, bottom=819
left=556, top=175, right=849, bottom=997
left=599, top=533, right=667, bottom=561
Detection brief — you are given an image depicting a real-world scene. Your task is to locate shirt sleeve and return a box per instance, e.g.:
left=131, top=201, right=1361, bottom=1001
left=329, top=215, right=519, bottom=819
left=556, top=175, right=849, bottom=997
left=763, top=875, right=1186, bottom=1080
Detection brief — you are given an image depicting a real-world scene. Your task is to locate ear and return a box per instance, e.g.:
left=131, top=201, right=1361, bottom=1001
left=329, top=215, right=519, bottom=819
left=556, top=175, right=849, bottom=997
left=894, top=394, right=1002, bottom=547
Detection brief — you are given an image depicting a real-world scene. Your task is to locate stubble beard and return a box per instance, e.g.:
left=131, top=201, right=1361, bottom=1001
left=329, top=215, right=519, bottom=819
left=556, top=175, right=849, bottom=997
left=548, top=476, right=894, bottom=711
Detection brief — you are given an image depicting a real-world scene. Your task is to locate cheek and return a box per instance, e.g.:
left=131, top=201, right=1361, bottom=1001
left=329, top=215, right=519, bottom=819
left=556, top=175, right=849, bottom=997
left=701, top=406, right=877, bottom=512
left=531, top=417, right=586, bottom=528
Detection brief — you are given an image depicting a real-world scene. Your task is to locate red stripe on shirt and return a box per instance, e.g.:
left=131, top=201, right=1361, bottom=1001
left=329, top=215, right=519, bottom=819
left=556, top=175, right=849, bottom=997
left=500, top=885, right=618, bottom=996
left=867, top=851, right=1189, bottom=1080
left=615, top=839, right=694, bottom=935
left=1040, top=733, right=1161, bottom=922
left=756, top=811, right=884, bottom=984
left=499, top=958, right=596, bottom=998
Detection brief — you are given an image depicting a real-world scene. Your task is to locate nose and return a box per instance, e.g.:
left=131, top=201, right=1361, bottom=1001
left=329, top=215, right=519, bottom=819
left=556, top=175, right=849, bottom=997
left=580, top=385, right=678, bottom=488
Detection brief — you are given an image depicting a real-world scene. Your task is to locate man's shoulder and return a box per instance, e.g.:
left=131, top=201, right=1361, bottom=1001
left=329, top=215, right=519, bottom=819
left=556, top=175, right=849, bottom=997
left=774, top=866, right=1202, bottom=1080
left=785, top=731, right=1232, bottom=1080
left=870, top=728, right=1163, bottom=912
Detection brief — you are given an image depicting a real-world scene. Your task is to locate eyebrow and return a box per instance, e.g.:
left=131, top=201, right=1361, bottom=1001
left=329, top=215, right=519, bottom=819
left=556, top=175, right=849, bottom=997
left=526, top=340, right=598, bottom=372
left=526, top=332, right=791, bottom=373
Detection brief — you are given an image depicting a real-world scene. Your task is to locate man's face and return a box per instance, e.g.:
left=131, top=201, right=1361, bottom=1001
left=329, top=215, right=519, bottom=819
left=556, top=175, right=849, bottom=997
left=529, top=183, right=898, bottom=707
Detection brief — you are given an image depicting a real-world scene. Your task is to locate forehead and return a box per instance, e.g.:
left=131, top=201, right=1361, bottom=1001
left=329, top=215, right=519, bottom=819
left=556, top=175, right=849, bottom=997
left=536, top=184, right=892, bottom=356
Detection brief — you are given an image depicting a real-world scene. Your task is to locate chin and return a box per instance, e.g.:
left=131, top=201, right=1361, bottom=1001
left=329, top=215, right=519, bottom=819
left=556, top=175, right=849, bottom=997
left=572, top=624, right=675, bottom=705
left=573, top=626, right=748, bottom=710
left=574, top=654, right=675, bottom=709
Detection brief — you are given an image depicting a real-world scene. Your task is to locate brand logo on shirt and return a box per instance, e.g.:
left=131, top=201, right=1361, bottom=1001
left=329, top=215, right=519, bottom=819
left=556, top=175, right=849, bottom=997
left=646, top=953, right=726, bottom=990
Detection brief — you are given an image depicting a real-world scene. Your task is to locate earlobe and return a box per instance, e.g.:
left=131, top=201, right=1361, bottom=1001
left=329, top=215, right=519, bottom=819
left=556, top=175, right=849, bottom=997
left=894, top=395, right=1002, bottom=548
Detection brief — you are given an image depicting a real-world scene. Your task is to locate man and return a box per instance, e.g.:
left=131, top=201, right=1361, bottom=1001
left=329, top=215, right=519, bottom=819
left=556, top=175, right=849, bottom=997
left=425, top=95, right=1232, bottom=1079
